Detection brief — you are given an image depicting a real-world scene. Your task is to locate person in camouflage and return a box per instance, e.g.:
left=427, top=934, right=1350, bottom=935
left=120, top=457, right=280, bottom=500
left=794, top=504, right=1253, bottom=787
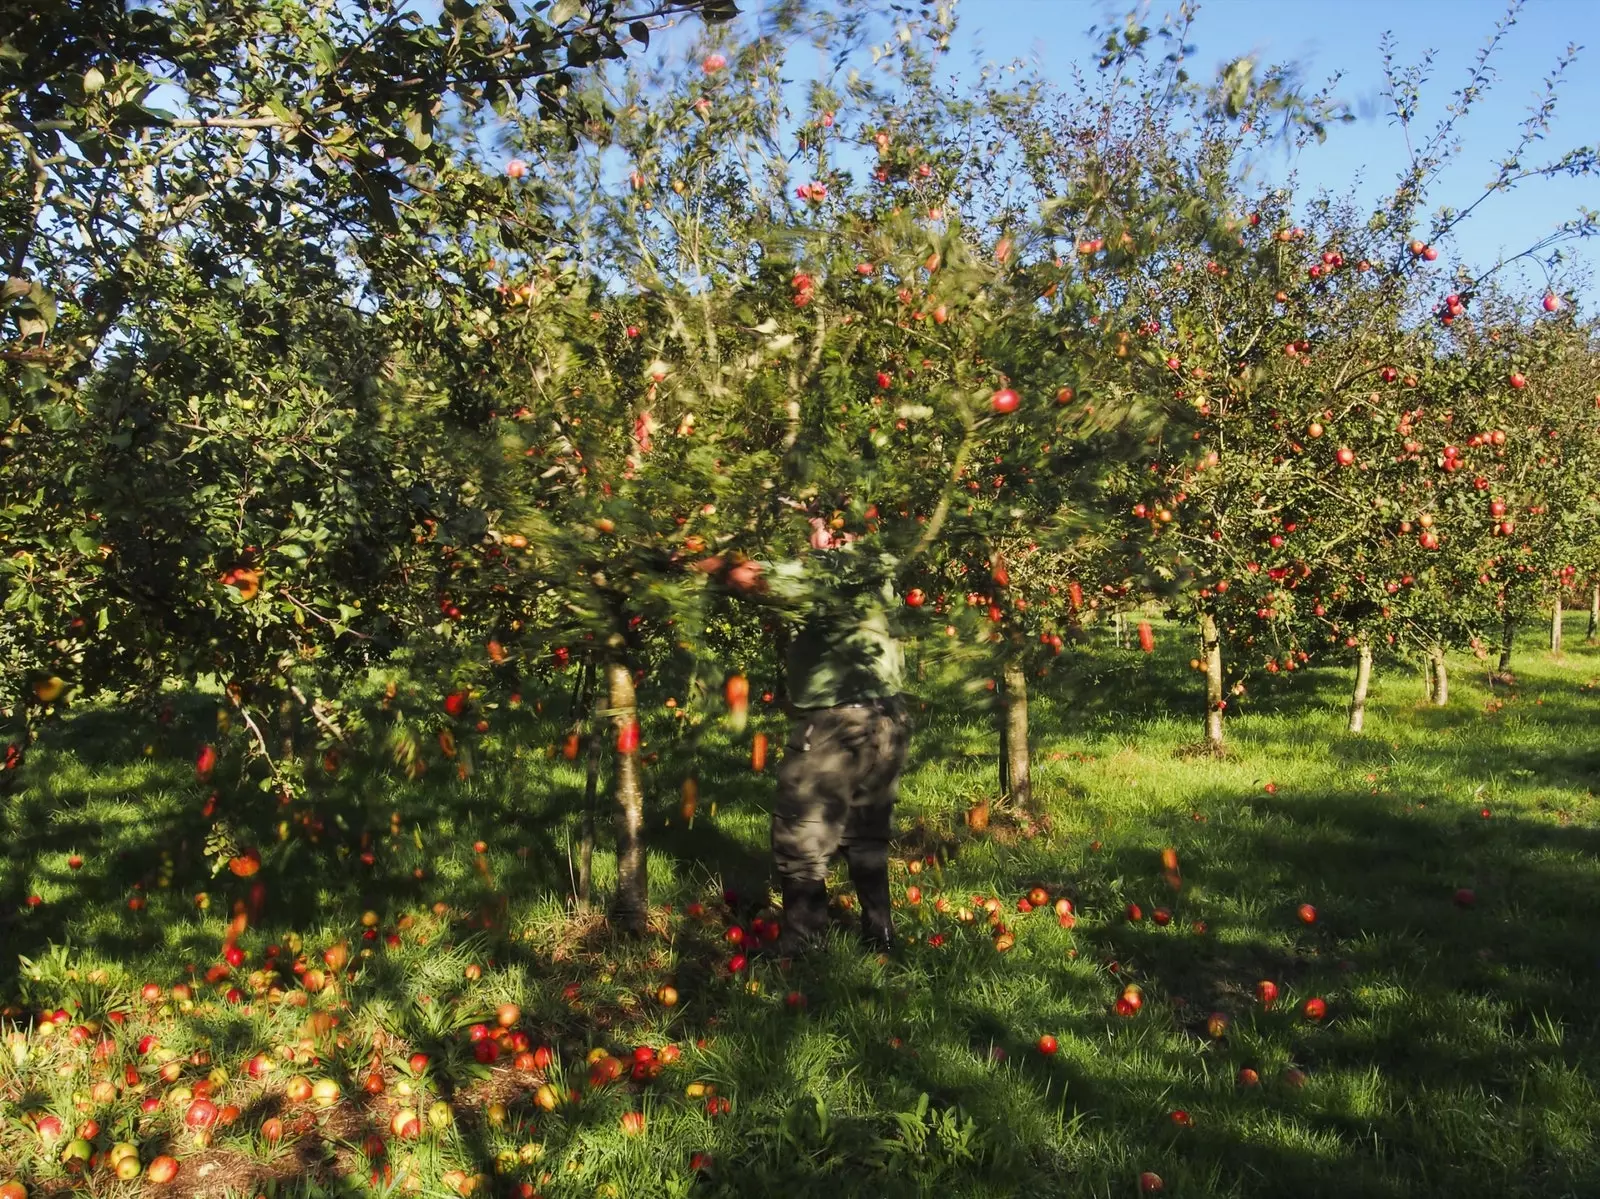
left=706, top=513, right=911, bottom=952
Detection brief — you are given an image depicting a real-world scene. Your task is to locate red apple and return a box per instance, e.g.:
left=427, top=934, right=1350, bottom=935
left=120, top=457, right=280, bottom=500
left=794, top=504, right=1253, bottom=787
left=1297, top=903, right=1317, bottom=925
left=184, top=1098, right=219, bottom=1131
left=1455, top=887, right=1476, bottom=908
left=390, top=1109, right=421, bottom=1138
left=1036, top=1034, right=1058, bottom=1055
left=146, top=1156, right=180, bottom=1183
left=1255, top=980, right=1279, bottom=1008
left=989, top=388, right=1020, bottom=414
left=1139, top=1173, right=1165, bottom=1193
left=1301, top=997, right=1327, bottom=1021
left=1509, top=373, right=1527, bottom=390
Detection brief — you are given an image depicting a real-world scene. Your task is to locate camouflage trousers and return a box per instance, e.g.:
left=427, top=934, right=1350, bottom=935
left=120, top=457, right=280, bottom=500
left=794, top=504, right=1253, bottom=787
left=771, top=696, right=911, bottom=885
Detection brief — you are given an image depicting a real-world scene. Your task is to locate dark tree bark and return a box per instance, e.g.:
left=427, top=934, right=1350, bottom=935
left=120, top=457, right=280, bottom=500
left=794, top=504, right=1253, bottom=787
left=1000, top=654, right=1031, bottom=810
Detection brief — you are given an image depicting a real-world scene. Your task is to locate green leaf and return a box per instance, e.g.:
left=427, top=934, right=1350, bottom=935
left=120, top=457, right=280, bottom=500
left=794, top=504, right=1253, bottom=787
left=404, top=108, right=433, bottom=151
left=308, top=37, right=338, bottom=74
left=628, top=21, right=648, bottom=48
left=550, top=0, right=584, bottom=24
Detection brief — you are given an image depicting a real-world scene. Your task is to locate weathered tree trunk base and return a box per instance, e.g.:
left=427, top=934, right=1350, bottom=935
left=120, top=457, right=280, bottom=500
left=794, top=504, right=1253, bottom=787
left=1348, top=644, right=1373, bottom=734
left=1428, top=644, right=1448, bottom=707
left=607, top=659, right=648, bottom=936
left=1001, top=655, right=1031, bottom=811
left=1588, top=583, right=1599, bottom=642
left=1201, top=610, right=1224, bottom=752
left=1551, top=594, right=1564, bottom=654
left=1498, top=618, right=1515, bottom=673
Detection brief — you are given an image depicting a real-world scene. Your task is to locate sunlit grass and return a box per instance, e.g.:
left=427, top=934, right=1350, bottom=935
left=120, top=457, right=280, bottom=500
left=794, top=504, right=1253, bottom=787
left=2, top=617, right=1600, bottom=1196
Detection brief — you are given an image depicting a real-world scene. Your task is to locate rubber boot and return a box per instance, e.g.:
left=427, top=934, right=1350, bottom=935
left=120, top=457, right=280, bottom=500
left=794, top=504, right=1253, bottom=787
left=775, top=877, right=830, bottom=955
left=850, top=861, right=894, bottom=951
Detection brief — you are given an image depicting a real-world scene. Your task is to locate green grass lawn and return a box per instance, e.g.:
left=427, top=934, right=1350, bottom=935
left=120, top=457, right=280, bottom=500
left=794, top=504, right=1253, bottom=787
left=4, top=618, right=1600, bottom=1198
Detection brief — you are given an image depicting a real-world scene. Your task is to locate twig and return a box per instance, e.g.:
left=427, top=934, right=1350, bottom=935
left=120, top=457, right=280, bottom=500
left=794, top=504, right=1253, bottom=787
left=237, top=706, right=280, bottom=783
left=290, top=685, right=348, bottom=743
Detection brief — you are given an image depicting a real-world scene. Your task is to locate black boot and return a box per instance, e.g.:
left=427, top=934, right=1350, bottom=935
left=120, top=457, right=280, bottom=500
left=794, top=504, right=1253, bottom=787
left=850, top=861, right=894, bottom=951
left=775, top=877, right=830, bottom=955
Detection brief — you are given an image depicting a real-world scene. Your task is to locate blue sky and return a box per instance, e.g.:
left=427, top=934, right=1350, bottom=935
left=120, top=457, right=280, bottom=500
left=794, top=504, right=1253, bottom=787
left=935, top=0, right=1598, bottom=305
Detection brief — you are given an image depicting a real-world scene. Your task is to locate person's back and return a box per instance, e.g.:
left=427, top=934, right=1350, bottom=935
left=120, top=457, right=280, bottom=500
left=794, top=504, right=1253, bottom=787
left=762, top=523, right=911, bottom=952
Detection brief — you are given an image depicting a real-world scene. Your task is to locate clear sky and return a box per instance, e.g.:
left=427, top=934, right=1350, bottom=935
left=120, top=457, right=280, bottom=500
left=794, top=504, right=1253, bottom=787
left=937, top=0, right=1598, bottom=307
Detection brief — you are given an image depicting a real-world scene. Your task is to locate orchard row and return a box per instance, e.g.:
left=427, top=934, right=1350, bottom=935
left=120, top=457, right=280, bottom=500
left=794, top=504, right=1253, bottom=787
left=3, top=4, right=1596, bottom=929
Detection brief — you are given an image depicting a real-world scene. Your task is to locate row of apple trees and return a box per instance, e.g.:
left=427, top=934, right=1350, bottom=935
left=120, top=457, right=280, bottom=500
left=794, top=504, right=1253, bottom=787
left=3, top=1, right=1597, bottom=929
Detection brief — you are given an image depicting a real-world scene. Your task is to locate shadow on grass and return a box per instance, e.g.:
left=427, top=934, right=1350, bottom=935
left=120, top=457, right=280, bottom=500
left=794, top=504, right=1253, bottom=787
left=4, top=635, right=1600, bottom=1198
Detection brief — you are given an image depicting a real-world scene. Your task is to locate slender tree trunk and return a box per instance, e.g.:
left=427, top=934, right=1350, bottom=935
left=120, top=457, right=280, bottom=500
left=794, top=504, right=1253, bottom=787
left=1498, top=617, right=1515, bottom=673
left=1588, top=583, right=1598, bottom=642
left=1200, top=609, right=1224, bottom=750
left=1550, top=592, right=1564, bottom=654
left=1422, top=652, right=1436, bottom=704
left=1001, top=654, right=1031, bottom=810
left=607, top=659, right=648, bottom=935
left=576, top=665, right=600, bottom=911
left=1348, top=644, right=1373, bottom=734
left=1428, top=643, right=1448, bottom=707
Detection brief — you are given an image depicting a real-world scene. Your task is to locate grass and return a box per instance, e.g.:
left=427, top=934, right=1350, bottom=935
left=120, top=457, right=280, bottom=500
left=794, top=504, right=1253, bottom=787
left=4, top=616, right=1600, bottom=1198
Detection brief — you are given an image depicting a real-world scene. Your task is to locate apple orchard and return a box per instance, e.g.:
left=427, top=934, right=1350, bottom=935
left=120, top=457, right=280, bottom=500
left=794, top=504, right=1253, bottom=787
left=2, top=2, right=1600, bottom=1198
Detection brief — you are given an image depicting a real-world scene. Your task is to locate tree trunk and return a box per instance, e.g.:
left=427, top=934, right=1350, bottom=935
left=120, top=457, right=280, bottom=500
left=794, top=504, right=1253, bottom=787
left=1551, top=592, right=1564, bottom=654
left=1000, top=654, right=1031, bottom=810
left=1422, top=651, right=1436, bottom=704
left=1588, top=583, right=1598, bottom=642
left=1428, top=643, right=1448, bottom=707
left=606, top=659, right=648, bottom=935
left=1498, top=617, right=1514, bottom=672
left=576, top=665, right=601, bottom=911
left=1348, top=644, right=1373, bottom=734
left=1200, top=609, right=1224, bottom=750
